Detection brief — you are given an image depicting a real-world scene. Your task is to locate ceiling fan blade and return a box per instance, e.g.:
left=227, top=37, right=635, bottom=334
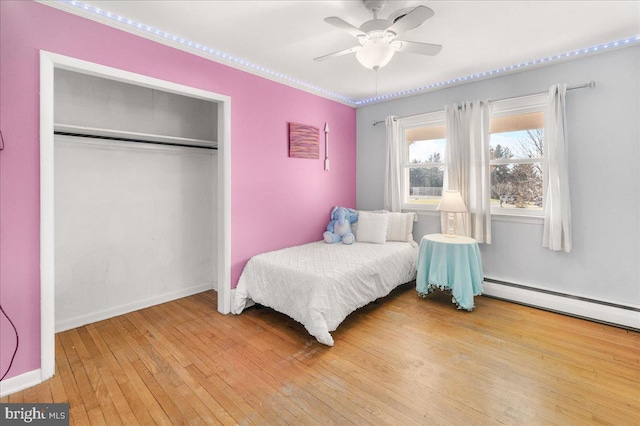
left=313, top=45, right=361, bottom=62
left=394, top=40, right=442, bottom=56
left=324, top=16, right=368, bottom=38
left=386, top=5, right=435, bottom=36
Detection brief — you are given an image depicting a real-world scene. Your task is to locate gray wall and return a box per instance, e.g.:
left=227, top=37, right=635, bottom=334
left=356, top=46, right=639, bottom=306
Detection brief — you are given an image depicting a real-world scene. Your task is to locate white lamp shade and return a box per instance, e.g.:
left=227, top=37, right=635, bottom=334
left=356, top=41, right=395, bottom=70
left=437, top=190, right=467, bottom=213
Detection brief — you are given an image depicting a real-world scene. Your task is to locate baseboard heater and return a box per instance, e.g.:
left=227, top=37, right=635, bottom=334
left=482, top=278, right=640, bottom=331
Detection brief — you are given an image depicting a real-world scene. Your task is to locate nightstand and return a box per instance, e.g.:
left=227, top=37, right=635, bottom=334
left=416, top=233, right=484, bottom=311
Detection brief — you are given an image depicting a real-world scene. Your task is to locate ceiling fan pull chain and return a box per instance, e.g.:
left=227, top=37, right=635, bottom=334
left=375, top=68, right=378, bottom=96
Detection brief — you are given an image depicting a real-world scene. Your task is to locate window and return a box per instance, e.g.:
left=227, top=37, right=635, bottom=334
left=399, top=111, right=446, bottom=209
left=395, top=95, right=548, bottom=215
left=490, top=94, right=547, bottom=216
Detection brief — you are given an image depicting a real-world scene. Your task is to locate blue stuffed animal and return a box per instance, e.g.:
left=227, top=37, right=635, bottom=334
left=323, top=206, right=359, bottom=245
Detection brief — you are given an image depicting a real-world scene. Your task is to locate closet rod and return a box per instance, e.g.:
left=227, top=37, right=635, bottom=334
left=54, top=131, right=217, bottom=150
left=371, top=80, right=596, bottom=126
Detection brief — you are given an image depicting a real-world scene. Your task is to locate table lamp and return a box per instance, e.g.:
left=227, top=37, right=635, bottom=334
left=437, top=190, right=467, bottom=238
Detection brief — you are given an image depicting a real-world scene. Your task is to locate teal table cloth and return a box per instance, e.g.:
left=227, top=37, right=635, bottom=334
left=416, top=234, right=484, bottom=311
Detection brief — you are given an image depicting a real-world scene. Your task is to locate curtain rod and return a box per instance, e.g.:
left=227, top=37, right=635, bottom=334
left=371, top=80, right=596, bottom=126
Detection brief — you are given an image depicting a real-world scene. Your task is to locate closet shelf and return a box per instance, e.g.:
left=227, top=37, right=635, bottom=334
left=53, top=123, right=217, bottom=148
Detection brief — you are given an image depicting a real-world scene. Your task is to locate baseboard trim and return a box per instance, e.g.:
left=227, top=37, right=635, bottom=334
left=0, top=369, right=42, bottom=398
left=483, top=279, right=640, bottom=330
left=55, top=282, right=215, bottom=333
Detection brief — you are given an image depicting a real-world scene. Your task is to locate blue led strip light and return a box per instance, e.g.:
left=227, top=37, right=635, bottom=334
left=61, top=0, right=357, bottom=104
left=356, top=35, right=640, bottom=105
left=60, top=1, right=639, bottom=107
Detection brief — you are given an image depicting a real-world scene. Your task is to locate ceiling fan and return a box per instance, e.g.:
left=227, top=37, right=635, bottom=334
left=314, top=0, right=442, bottom=70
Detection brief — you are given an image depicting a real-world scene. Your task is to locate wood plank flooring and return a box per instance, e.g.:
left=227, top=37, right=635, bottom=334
left=2, top=285, right=639, bottom=425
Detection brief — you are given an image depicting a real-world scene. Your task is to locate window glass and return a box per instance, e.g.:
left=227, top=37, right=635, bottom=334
left=408, top=165, right=444, bottom=205
left=401, top=116, right=446, bottom=208
left=409, top=138, right=446, bottom=163
left=490, top=111, right=545, bottom=213
left=491, top=162, right=544, bottom=209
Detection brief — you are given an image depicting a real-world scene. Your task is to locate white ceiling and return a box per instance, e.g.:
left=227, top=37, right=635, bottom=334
left=52, top=0, right=640, bottom=105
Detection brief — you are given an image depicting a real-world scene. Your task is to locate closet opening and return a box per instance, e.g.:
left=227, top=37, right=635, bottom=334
left=40, top=51, right=231, bottom=382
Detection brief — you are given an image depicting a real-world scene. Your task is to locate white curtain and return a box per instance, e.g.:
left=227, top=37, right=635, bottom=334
left=384, top=115, right=402, bottom=212
left=442, top=101, right=492, bottom=243
left=543, top=84, right=572, bottom=252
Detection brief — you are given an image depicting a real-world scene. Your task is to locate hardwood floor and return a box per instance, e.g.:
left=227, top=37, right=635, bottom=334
left=3, top=285, right=639, bottom=425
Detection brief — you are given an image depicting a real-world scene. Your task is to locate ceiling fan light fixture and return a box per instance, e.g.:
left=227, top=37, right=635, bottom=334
left=357, top=34, right=370, bottom=45
left=356, top=40, right=395, bottom=70
left=384, top=31, right=397, bottom=41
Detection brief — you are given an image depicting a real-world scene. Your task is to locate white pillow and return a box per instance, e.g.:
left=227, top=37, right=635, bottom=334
left=355, top=211, right=389, bottom=244
left=351, top=209, right=386, bottom=235
left=386, top=212, right=416, bottom=242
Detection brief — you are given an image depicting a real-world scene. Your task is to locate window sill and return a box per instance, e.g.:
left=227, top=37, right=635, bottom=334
left=403, top=207, right=543, bottom=224
left=402, top=204, right=438, bottom=211
left=491, top=213, right=543, bottom=225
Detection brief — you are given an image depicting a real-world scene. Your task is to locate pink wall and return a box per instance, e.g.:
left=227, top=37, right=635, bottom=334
left=0, top=1, right=355, bottom=381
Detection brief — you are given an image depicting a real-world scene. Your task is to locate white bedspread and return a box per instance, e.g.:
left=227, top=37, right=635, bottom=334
left=232, top=241, right=418, bottom=346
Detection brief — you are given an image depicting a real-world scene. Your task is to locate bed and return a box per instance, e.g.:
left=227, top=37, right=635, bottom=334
left=232, top=210, right=418, bottom=346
